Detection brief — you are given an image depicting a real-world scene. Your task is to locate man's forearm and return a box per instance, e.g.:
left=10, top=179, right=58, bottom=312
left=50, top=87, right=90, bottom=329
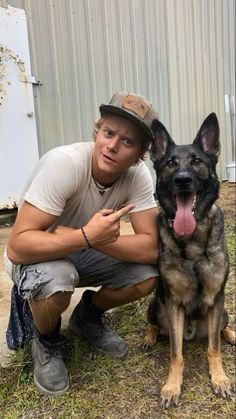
left=95, top=234, right=158, bottom=265
left=7, top=229, right=88, bottom=265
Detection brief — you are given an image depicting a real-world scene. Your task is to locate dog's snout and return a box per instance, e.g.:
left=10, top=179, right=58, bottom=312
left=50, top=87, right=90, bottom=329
left=174, top=172, right=193, bottom=187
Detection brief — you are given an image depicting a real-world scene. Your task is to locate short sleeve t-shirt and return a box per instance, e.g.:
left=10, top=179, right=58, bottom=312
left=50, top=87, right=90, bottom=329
left=19, top=142, right=157, bottom=230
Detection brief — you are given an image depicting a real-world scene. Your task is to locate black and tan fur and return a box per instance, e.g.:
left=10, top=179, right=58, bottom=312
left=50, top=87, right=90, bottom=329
left=144, top=113, right=235, bottom=408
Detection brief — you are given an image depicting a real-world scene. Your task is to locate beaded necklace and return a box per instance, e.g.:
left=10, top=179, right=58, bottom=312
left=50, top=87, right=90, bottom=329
left=92, top=177, right=118, bottom=195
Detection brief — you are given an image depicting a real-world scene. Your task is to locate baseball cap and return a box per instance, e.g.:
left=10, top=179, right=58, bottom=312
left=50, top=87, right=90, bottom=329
left=99, top=91, right=158, bottom=140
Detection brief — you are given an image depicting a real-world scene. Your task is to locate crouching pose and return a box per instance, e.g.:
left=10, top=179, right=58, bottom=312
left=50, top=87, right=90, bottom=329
left=6, top=91, right=159, bottom=396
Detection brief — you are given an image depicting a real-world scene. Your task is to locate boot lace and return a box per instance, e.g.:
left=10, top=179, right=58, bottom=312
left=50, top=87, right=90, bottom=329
left=39, top=334, right=66, bottom=360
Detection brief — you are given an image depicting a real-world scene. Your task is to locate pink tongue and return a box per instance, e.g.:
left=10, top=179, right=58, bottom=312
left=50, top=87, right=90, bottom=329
left=173, top=194, right=196, bottom=236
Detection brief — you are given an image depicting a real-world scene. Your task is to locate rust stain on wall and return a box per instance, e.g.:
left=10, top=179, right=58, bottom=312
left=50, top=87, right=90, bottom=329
left=0, top=44, right=26, bottom=105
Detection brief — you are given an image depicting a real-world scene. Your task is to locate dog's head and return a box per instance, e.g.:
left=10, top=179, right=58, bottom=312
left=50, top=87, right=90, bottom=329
left=150, top=113, right=220, bottom=236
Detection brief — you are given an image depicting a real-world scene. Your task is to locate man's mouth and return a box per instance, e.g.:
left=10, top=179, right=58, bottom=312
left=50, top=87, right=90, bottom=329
left=102, top=153, right=116, bottom=164
left=173, top=192, right=197, bottom=236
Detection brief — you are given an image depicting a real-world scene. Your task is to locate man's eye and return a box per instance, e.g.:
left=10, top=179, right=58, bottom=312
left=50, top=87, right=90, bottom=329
left=122, top=138, right=133, bottom=146
left=104, top=129, right=112, bottom=137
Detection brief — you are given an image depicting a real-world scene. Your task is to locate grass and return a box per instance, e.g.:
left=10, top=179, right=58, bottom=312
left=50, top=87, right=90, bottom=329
left=0, top=220, right=235, bottom=419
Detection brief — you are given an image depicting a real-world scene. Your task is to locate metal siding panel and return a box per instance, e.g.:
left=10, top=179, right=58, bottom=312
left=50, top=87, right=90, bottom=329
left=164, top=0, right=235, bottom=179
left=103, top=0, right=125, bottom=91
left=7, top=0, right=235, bottom=180
left=69, top=0, right=97, bottom=139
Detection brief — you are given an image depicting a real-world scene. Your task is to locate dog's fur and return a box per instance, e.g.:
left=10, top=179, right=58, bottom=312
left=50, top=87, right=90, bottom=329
left=144, top=113, right=235, bottom=408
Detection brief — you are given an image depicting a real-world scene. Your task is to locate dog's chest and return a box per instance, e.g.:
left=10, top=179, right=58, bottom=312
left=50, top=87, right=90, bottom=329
left=158, top=213, right=209, bottom=259
left=158, top=213, right=228, bottom=311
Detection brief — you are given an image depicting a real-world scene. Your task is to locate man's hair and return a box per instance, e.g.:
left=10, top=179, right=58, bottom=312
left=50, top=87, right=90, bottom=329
left=92, top=115, right=150, bottom=162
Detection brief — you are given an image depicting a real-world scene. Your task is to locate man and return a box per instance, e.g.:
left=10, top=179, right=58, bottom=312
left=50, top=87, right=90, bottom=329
left=6, top=91, right=159, bottom=397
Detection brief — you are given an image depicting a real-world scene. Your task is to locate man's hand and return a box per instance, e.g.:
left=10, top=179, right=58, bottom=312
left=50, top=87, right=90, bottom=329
left=82, top=203, right=134, bottom=247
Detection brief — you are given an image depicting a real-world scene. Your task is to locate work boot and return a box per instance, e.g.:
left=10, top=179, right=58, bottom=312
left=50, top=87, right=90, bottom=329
left=69, top=290, right=128, bottom=358
left=32, top=319, right=69, bottom=397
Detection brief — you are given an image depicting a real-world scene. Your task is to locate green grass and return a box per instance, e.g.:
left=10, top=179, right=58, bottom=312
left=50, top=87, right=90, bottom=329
left=0, top=219, right=235, bottom=419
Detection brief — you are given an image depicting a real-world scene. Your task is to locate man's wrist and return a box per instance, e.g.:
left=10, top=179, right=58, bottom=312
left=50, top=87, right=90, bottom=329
left=81, top=227, right=92, bottom=249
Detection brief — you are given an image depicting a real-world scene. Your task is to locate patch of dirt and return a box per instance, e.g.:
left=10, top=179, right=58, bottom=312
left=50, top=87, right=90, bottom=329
left=218, top=181, right=236, bottom=219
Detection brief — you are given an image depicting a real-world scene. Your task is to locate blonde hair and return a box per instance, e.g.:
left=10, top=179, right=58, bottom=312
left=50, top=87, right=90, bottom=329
left=92, top=115, right=150, bottom=162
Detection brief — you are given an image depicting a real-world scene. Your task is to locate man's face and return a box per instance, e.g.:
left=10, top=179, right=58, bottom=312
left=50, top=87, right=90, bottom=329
left=92, top=114, right=145, bottom=184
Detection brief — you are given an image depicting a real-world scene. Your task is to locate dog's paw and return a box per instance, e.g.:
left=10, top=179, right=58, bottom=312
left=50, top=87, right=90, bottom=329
left=160, top=383, right=181, bottom=408
left=222, top=327, right=236, bottom=345
left=211, top=374, right=232, bottom=398
left=142, top=334, right=156, bottom=351
left=142, top=325, right=158, bottom=351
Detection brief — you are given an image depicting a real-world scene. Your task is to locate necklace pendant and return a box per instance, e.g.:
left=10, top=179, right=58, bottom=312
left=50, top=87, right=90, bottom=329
left=99, top=190, right=105, bottom=195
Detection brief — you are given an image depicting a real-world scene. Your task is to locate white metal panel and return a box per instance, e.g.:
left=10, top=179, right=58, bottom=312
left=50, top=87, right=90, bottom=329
left=164, top=0, right=235, bottom=179
left=0, top=4, right=39, bottom=209
left=7, top=0, right=235, bottom=180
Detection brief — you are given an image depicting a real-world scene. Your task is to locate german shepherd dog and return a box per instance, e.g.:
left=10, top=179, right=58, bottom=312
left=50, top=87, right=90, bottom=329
left=144, top=113, right=235, bottom=408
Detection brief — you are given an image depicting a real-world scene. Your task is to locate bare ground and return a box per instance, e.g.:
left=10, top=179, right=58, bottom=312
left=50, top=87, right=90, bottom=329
left=218, top=181, right=236, bottom=219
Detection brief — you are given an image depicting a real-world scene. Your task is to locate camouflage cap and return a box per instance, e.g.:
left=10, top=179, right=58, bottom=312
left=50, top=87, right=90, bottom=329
left=99, top=91, right=158, bottom=140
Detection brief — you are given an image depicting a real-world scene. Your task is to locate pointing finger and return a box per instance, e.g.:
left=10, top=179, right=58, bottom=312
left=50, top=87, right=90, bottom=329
left=110, top=203, right=135, bottom=221
left=99, top=209, right=114, bottom=216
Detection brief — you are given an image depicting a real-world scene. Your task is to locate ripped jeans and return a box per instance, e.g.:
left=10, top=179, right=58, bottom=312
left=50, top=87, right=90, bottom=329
left=11, top=248, right=159, bottom=301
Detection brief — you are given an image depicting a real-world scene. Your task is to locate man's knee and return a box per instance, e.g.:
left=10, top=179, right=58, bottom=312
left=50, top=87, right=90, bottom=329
left=49, top=290, right=72, bottom=311
left=131, top=276, right=157, bottom=298
left=15, top=259, right=79, bottom=300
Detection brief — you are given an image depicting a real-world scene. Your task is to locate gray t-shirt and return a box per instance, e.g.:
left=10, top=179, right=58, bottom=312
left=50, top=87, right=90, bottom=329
left=4, top=142, right=156, bottom=277
left=20, top=142, right=156, bottom=229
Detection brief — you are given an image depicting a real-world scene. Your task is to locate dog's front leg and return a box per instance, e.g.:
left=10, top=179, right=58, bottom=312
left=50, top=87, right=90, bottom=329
left=160, top=303, right=184, bottom=408
left=207, top=294, right=232, bottom=398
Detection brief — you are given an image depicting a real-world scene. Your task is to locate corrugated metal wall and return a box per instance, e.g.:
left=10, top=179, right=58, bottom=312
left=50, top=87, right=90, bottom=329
left=7, top=0, right=235, bottom=179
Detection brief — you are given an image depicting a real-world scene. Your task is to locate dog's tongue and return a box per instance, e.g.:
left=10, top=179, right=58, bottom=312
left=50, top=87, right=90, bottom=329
left=173, top=194, right=196, bottom=236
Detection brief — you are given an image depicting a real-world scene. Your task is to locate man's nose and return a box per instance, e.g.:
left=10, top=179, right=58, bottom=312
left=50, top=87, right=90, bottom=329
left=107, top=137, right=119, bottom=152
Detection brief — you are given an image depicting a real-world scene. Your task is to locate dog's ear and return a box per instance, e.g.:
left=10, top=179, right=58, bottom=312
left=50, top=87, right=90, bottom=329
left=193, top=113, right=220, bottom=162
left=150, top=119, right=175, bottom=162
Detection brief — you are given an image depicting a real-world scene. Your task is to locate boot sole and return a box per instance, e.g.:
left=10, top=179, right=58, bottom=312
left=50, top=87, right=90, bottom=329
left=69, top=318, right=128, bottom=359
left=34, top=374, right=69, bottom=397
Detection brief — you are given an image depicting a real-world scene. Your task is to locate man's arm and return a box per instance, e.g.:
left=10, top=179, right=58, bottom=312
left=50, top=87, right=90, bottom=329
left=6, top=202, right=86, bottom=265
left=7, top=201, right=134, bottom=265
left=93, top=207, right=159, bottom=265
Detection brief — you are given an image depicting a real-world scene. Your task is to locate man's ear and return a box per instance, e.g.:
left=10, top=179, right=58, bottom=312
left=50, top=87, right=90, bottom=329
left=150, top=119, right=175, bottom=162
left=193, top=113, right=220, bottom=162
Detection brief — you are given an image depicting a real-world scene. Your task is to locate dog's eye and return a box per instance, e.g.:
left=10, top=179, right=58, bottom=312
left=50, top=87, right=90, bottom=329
left=192, top=157, right=201, bottom=165
left=167, top=159, right=177, bottom=167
